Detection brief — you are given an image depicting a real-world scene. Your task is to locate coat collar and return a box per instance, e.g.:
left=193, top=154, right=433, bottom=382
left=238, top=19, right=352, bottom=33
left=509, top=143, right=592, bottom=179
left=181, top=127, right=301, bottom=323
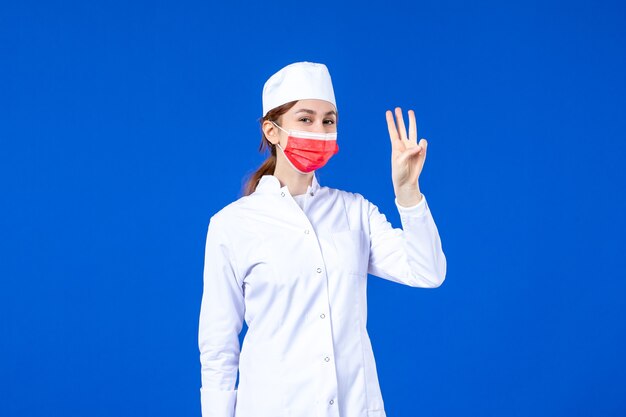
left=256, top=173, right=321, bottom=196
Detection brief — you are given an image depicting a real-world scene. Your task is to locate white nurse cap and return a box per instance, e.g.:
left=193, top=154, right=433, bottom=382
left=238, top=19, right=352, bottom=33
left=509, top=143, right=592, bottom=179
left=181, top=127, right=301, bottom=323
left=262, top=61, right=337, bottom=117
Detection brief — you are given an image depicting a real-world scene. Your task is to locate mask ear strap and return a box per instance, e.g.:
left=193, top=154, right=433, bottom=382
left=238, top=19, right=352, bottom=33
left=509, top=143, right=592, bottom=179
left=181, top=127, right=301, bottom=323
left=271, top=120, right=289, bottom=135
left=271, top=121, right=287, bottom=151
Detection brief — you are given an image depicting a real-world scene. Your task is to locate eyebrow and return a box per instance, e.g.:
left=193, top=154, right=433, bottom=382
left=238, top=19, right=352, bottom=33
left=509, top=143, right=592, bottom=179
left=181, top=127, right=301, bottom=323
left=295, top=109, right=337, bottom=117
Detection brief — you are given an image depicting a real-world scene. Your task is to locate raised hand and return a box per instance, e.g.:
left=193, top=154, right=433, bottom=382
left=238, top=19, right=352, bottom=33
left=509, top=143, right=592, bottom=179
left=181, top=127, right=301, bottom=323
left=385, top=107, right=427, bottom=206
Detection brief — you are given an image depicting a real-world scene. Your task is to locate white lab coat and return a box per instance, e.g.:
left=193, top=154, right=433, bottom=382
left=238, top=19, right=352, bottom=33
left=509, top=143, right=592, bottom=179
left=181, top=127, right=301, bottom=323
left=199, top=173, right=446, bottom=417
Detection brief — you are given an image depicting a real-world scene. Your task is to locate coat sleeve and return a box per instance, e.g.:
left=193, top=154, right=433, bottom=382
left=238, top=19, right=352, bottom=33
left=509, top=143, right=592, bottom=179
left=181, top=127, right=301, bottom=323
left=366, top=193, right=447, bottom=288
left=198, top=214, right=245, bottom=417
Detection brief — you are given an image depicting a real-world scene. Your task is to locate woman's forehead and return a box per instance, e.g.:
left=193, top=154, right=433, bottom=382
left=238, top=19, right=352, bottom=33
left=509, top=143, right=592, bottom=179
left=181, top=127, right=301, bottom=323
left=290, top=99, right=337, bottom=115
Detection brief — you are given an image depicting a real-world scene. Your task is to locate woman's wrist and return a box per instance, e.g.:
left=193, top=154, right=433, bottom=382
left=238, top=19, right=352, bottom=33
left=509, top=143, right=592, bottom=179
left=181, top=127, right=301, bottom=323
left=394, top=184, right=422, bottom=207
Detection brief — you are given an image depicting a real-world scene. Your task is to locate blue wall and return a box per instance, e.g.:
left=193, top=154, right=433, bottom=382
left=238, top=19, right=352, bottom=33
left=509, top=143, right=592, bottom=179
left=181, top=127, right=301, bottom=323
left=1, top=0, right=625, bottom=416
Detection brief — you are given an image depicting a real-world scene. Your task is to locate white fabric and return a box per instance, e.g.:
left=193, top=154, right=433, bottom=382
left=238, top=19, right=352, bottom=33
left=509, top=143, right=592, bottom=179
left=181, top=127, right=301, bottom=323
left=291, top=190, right=309, bottom=210
left=262, top=61, right=337, bottom=117
left=198, top=173, right=447, bottom=417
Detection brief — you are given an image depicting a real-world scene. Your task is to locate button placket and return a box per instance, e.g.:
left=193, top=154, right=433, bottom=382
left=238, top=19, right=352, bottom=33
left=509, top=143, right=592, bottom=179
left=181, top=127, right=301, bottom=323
left=274, top=184, right=338, bottom=414
left=279, top=188, right=339, bottom=412
left=318, top=323, right=339, bottom=411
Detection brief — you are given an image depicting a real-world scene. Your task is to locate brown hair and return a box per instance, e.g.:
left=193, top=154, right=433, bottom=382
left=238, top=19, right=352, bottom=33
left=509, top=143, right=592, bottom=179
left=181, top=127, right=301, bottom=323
left=241, top=100, right=298, bottom=197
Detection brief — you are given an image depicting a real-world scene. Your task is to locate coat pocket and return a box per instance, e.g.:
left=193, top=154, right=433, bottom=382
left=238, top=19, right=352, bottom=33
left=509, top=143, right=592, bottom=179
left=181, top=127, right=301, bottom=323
left=330, top=229, right=368, bottom=276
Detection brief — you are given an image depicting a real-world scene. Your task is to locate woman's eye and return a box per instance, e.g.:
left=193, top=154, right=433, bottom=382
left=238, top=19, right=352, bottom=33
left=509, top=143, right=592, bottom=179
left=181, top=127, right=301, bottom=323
left=298, top=117, right=335, bottom=125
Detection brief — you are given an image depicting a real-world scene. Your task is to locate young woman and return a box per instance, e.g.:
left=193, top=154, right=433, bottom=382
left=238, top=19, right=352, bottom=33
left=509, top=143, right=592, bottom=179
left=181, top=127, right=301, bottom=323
left=198, top=61, right=446, bottom=417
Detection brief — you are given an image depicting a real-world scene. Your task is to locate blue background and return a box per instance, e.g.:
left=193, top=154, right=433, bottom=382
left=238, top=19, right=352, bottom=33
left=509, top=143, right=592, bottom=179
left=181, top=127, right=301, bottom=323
left=1, top=0, right=625, bottom=416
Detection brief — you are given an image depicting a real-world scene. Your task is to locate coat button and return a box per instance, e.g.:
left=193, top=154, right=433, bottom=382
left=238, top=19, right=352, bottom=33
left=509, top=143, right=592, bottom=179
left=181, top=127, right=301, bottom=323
left=304, top=229, right=310, bottom=234
left=310, top=192, right=314, bottom=196
left=320, top=313, right=325, bottom=319
left=324, top=356, right=330, bottom=362
left=329, top=399, right=334, bottom=405
left=316, top=267, right=322, bottom=273
left=280, top=192, right=285, bottom=197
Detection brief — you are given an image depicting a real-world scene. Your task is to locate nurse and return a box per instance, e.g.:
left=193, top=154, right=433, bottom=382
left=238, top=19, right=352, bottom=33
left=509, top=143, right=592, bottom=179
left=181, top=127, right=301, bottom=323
left=199, top=61, right=446, bottom=417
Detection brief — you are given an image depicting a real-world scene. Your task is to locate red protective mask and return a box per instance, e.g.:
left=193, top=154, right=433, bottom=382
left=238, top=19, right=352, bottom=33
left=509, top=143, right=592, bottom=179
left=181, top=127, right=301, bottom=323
left=272, top=121, right=339, bottom=174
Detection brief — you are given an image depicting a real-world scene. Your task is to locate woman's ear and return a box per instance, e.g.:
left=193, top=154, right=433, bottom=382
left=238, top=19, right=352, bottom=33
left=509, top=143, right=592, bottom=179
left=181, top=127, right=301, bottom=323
left=262, top=120, right=279, bottom=145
